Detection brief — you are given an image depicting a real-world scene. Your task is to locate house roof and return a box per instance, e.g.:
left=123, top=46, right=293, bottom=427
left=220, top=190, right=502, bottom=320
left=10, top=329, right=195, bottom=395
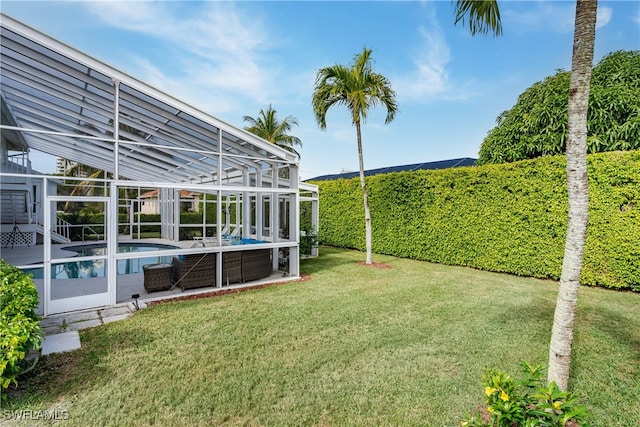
left=306, top=157, right=477, bottom=181
left=0, top=14, right=297, bottom=187
left=140, top=189, right=199, bottom=199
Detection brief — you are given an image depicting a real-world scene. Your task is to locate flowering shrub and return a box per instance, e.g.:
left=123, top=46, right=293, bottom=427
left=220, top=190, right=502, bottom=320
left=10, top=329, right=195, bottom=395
left=461, top=362, right=590, bottom=427
left=0, top=260, right=42, bottom=391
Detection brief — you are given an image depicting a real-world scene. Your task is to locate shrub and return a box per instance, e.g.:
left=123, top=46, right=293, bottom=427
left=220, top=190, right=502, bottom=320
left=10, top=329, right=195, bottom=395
left=313, top=150, right=640, bottom=291
left=0, top=260, right=42, bottom=390
left=478, top=50, right=640, bottom=164
left=461, top=362, right=590, bottom=427
left=300, top=226, right=319, bottom=256
left=180, top=212, right=205, bottom=225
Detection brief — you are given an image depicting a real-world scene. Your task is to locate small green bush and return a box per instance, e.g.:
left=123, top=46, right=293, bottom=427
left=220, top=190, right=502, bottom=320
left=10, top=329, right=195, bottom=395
left=300, top=226, right=319, bottom=256
left=0, top=260, right=42, bottom=390
left=461, top=362, right=590, bottom=426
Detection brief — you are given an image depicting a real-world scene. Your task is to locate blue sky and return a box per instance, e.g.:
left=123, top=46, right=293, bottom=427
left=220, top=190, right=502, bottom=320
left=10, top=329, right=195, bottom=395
left=3, top=1, right=639, bottom=180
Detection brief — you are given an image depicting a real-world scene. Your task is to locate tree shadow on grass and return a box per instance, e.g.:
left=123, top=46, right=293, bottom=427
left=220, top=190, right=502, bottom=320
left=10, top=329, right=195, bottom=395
left=482, top=294, right=556, bottom=356
left=582, top=306, right=640, bottom=356
left=300, top=246, right=363, bottom=275
left=4, top=323, right=155, bottom=408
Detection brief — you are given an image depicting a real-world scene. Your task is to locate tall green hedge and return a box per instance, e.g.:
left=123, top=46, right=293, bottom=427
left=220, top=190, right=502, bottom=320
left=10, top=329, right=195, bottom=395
left=313, top=150, right=640, bottom=291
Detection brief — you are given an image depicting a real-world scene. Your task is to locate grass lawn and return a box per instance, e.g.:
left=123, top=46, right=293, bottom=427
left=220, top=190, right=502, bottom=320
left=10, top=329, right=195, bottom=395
left=5, top=247, right=640, bottom=426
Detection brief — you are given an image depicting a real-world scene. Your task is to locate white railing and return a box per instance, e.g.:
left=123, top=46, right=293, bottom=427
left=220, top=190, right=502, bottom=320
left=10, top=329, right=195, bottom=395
left=6, top=151, right=31, bottom=172
left=82, top=226, right=100, bottom=243
left=56, top=215, right=71, bottom=242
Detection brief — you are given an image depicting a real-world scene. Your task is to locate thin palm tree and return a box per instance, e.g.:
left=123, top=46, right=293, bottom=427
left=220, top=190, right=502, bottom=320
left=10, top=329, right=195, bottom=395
left=312, top=47, right=398, bottom=265
left=547, top=0, right=598, bottom=390
left=243, top=105, right=302, bottom=157
left=453, top=0, right=598, bottom=390
left=62, top=163, right=109, bottom=212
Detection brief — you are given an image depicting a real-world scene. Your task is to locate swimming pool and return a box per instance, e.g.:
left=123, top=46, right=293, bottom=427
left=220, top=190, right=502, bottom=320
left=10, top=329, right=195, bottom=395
left=23, top=243, right=179, bottom=279
left=65, top=242, right=179, bottom=256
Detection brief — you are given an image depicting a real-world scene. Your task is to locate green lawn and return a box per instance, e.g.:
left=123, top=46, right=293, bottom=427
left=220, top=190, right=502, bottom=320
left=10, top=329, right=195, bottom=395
left=5, top=247, right=640, bottom=426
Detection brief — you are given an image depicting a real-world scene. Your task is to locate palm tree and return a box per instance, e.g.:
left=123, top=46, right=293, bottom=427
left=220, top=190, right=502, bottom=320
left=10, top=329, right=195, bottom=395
left=62, top=163, right=109, bottom=212
left=453, top=0, right=502, bottom=36
left=453, top=0, right=597, bottom=390
left=243, top=105, right=302, bottom=157
left=547, top=0, right=598, bottom=391
left=312, top=47, right=398, bottom=265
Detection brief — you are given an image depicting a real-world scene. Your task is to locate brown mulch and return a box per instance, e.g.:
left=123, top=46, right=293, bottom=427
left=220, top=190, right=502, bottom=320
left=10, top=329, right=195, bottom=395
left=477, top=406, right=492, bottom=424
left=356, top=261, right=392, bottom=269
left=146, top=274, right=313, bottom=306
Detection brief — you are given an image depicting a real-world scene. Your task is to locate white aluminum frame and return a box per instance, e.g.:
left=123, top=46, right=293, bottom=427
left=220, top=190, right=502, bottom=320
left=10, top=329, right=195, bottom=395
left=0, top=14, right=319, bottom=314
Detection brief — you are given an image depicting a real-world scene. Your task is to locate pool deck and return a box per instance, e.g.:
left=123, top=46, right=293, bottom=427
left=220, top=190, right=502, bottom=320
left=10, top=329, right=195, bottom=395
left=0, top=237, right=197, bottom=266
left=1, top=237, right=296, bottom=317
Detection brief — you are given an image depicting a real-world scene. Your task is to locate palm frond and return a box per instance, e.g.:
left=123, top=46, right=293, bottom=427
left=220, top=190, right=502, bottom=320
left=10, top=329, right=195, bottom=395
left=312, top=47, right=397, bottom=128
left=453, top=0, right=502, bottom=37
left=243, top=105, right=302, bottom=157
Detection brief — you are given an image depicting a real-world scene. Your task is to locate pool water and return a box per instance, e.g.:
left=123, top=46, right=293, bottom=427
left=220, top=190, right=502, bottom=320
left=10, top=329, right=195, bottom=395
left=230, top=238, right=266, bottom=245
left=23, top=243, right=179, bottom=279
left=66, top=242, right=179, bottom=256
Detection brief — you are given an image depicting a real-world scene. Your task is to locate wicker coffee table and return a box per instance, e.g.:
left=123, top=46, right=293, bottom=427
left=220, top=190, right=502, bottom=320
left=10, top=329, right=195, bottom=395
left=143, top=263, right=173, bottom=292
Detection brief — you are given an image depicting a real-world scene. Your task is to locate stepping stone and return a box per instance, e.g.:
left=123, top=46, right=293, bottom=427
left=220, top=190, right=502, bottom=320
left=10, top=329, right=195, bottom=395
left=65, top=310, right=100, bottom=324
left=103, top=313, right=130, bottom=324
left=100, top=306, right=132, bottom=318
left=42, top=325, right=65, bottom=336
left=40, top=316, right=64, bottom=328
left=41, top=331, right=81, bottom=355
left=65, top=319, right=102, bottom=332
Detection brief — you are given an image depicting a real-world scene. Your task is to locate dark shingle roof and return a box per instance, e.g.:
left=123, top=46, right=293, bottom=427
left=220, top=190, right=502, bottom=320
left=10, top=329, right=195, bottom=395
left=306, top=157, right=477, bottom=182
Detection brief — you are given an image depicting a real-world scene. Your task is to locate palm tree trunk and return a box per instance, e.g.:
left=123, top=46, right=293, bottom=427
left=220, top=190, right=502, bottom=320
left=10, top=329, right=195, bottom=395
left=355, top=121, right=373, bottom=264
left=122, top=186, right=131, bottom=235
left=547, top=0, right=597, bottom=391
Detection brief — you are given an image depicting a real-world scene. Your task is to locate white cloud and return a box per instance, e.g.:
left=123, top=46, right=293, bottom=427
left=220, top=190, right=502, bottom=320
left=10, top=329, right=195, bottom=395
left=504, top=2, right=612, bottom=33
left=412, top=25, right=451, bottom=96
left=503, top=2, right=575, bottom=33
left=82, top=1, right=275, bottom=111
left=597, top=7, right=612, bottom=29
left=128, top=56, right=236, bottom=114
left=394, top=17, right=481, bottom=105
left=394, top=17, right=454, bottom=103
left=85, top=2, right=267, bottom=58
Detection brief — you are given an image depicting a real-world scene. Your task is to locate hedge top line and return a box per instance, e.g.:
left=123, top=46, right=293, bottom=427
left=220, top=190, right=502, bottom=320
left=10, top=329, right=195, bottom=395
left=306, top=157, right=477, bottom=182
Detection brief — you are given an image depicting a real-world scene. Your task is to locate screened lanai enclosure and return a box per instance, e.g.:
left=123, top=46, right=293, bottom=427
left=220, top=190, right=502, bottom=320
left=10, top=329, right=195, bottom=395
left=0, top=15, right=318, bottom=316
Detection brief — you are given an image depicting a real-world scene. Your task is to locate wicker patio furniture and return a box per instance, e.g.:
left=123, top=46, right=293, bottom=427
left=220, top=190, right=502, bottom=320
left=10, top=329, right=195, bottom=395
left=222, top=251, right=243, bottom=285
left=241, top=249, right=272, bottom=282
left=172, top=253, right=216, bottom=290
left=142, top=263, right=173, bottom=292
left=171, top=249, right=272, bottom=290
